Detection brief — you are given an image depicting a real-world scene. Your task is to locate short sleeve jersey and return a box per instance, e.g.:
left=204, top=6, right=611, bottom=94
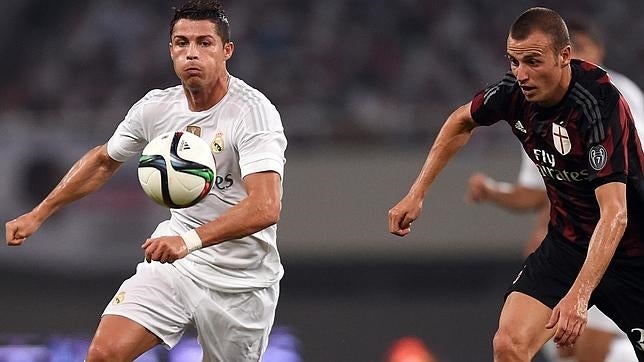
left=107, top=75, right=287, bottom=291
left=471, top=60, right=644, bottom=257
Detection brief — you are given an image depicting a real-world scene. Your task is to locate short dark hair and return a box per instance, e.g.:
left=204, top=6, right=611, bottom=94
left=567, top=17, right=604, bottom=48
left=170, top=0, right=231, bottom=43
left=509, top=7, right=570, bottom=51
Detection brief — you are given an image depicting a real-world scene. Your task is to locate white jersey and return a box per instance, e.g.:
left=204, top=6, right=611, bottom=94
left=107, top=75, right=287, bottom=292
left=610, top=69, right=644, bottom=143
left=518, top=68, right=644, bottom=190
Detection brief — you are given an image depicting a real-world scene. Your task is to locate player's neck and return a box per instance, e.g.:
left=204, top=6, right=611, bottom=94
left=184, top=73, right=231, bottom=112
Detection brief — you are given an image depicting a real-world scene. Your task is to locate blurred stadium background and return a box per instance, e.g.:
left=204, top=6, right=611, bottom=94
left=1, top=0, right=642, bottom=361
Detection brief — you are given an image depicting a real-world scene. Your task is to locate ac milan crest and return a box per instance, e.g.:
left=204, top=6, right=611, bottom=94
left=552, top=124, right=571, bottom=155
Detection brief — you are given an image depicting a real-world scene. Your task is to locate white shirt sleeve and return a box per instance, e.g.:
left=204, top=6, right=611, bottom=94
left=517, top=151, right=545, bottom=190
left=608, top=70, right=644, bottom=148
left=234, top=102, right=287, bottom=179
left=106, top=95, right=149, bottom=162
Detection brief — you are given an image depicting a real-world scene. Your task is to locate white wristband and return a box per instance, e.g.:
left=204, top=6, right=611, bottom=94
left=181, top=229, right=203, bottom=253
left=484, top=177, right=514, bottom=194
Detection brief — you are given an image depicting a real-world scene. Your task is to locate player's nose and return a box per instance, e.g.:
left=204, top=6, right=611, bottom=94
left=186, top=43, right=199, bottom=60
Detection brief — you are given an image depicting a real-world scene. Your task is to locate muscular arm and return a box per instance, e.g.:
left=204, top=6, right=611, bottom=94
left=6, top=144, right=122, bottom=244
left=142, top=170, right=282, bottom=262
left=571, top=182, right=627, bottom=299
left=548, top=181, right=627, bottom=346
left=388, top=102, right=477, bottom=236
left=196, top=171, right=282, bottom=247
left=466, top=173, right=549, bottom=211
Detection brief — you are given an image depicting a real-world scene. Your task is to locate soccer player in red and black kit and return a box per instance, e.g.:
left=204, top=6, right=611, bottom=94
left=388, top=7, right=644, bottom=362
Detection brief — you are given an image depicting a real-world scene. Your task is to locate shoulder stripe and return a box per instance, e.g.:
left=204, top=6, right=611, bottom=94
left=483, top=73, right=516, bottom=105
left=571, top=83, right=605, bottom=143
left=573, top=83, right=601, bottom=121
left=232, top=81, right=272, bottom=129
left=484, top=81, right=515, bottom=105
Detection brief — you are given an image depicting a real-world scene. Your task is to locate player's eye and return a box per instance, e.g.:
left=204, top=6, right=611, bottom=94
left=199, top=41, right=211, bottom=47
left=508, top=57, right=519, bottom=67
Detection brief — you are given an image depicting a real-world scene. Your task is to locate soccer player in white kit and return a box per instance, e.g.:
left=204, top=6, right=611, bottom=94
left=5, top=1, right=286, bottom=361
left=464, top=17, right=643, bottom=362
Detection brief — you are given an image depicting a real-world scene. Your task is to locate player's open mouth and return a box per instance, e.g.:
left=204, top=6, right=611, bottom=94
left=520, top=86, right=536, bottom=94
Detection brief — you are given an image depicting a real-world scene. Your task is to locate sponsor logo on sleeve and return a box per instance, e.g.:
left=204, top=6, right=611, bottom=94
left=588, top=145, right=608, bottom=171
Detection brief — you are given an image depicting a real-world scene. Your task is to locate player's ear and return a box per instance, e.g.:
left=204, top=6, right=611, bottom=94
left=560, top=45, right=572, bottom=67
left=223, top=42, right=234, bottom=60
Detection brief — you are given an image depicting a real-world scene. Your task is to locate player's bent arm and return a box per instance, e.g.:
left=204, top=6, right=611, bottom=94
left=6, top=144, right=121, bottom=245
left=194, top=171, right=282, bottom=248
left=409, top=102, right=477, bottom=199
left=547, top=182, right=627, bottom=346
left=466, top=172, right=548, bottom=211
left=32, top=144, right=122, bottom=221
left=388, top=102, right=477, bottom=236
left=569, top=182, right=627, bottom=301
left=483, top=182, right=548, bottom=212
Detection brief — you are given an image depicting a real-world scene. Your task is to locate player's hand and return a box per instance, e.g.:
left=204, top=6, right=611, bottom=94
left=388, top=194, right=423, bottom=237
left=5, top=212, right=42, bottom=246
left=142, top=236, right=188, bottom=263
left=465, top=172, right=493, bottom=203
left=545, top=292, right=588, bottom=348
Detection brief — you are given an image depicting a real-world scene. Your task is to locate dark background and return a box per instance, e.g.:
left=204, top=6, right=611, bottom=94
left=1, top=1, right=642, bottom=360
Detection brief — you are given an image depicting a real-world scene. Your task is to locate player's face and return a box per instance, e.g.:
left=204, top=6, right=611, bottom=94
left=507, top=31, right=571, bottom=107
left=169, top=19, right=234, bottom=91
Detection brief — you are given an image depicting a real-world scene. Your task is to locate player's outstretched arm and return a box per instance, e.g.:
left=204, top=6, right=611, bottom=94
left=546, top=181, right=627, bottom=348
left=388, top=102, right=477, bottom=237
left=465, top=173, right=548, bottom=211
left=5, top=144, right=122, bottom=246
left=142, top=170, right=282, bottom=263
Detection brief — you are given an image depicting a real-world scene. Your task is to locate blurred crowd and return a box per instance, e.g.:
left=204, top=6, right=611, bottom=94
left=1, top=0, right=643, bottom=145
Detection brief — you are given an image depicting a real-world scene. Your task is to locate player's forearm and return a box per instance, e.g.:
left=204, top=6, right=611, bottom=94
left=485, top=184, right=548, bottom=212
left=570, top=208, right=627, bottom=300
left=195, top=195, right=280, bottom=248
left=409, top=104, right=476, bottom=198
left=32, top=144, right=121, bottom=221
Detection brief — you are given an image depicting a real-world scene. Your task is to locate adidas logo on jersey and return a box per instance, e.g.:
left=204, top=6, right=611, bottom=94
left=179, top=140, right=191, bottom=151
left=514, top=120, right=526, bottom=133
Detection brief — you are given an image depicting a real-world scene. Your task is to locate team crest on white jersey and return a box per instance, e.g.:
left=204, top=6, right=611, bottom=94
left=113, top=291, right=125, bottom=305
left=185, top=125, right=202, bottom=137
left=211, top=132, right=224, bottom=153
left=552, top=124, right=571, bottom=155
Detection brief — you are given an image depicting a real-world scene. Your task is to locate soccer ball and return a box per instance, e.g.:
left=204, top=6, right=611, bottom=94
left=138, top=131, right=216, bottom=208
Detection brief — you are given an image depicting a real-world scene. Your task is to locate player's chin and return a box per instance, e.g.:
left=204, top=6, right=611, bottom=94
left=182, top=76, right=204, bottom=89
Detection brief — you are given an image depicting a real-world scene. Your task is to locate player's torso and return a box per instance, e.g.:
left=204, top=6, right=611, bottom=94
left=141, top=85, right=249, bottom=226
left=505, top=78, right=644, bottom=255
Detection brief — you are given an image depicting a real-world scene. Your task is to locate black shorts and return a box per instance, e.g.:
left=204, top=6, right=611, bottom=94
left=506, top=233, right=644, bottom=360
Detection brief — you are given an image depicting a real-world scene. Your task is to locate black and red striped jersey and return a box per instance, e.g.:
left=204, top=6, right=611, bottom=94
left=471, top=59, right=644, bottom=257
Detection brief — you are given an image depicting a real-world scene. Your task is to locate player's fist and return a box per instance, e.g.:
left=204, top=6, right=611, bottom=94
left=5, top=213, right=42, bottom=246
left=388, top=194, right=423, bottom=237
left=142, top=236, right=188, bottom=263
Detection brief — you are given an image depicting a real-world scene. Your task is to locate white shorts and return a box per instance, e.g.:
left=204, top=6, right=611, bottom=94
left=102, top=261, right=279, bottom=362
left=586, top=306, right=623, bottom=334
